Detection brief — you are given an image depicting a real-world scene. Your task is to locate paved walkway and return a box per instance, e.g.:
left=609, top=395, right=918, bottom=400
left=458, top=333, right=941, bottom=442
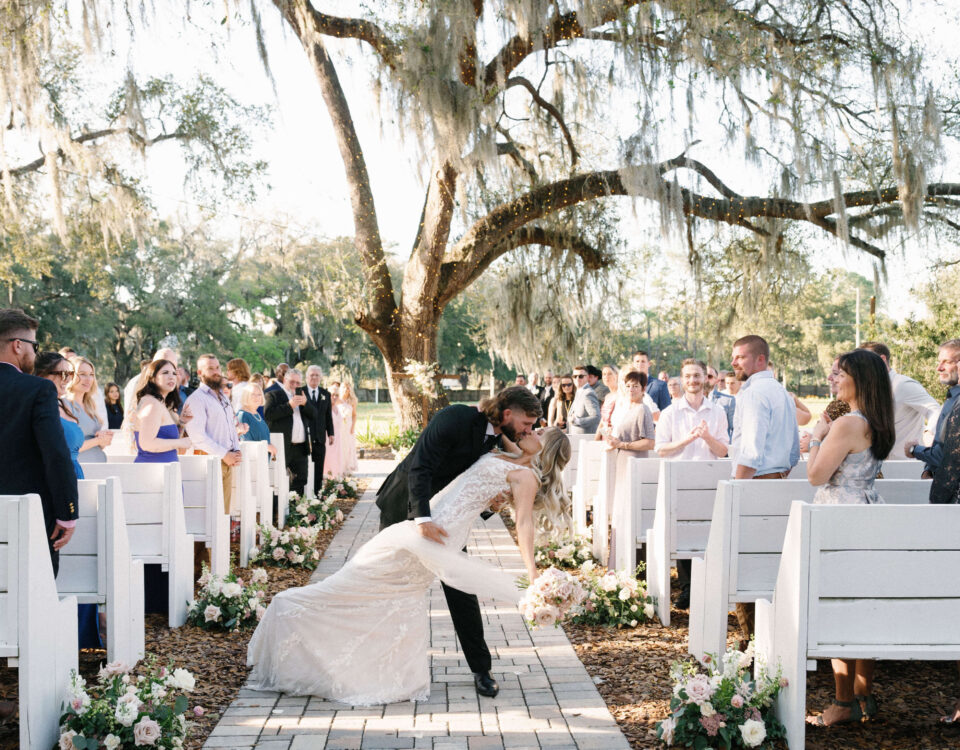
left=204, top=459, right=630, bottom=750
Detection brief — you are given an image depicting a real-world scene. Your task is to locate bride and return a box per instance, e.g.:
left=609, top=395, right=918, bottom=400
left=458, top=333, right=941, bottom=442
left=246, top=427, right=571, bottom=704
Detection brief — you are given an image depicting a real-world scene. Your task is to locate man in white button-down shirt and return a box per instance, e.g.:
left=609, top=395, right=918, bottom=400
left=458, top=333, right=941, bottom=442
left=655, top=359, right=729, bottom=460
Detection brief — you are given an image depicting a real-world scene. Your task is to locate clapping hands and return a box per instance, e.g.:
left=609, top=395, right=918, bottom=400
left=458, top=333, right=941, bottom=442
left=685, top=420, right=711, bottom=444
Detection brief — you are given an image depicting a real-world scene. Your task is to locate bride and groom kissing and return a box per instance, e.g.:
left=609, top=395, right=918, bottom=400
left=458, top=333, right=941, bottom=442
left=246, top=386, right=572, bottom=705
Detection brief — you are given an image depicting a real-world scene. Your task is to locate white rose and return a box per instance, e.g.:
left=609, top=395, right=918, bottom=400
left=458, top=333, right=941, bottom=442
left=248, top=596, right=261, bottom=610
left=133, top=715, right=162, bottom=746
left=203, top=604, right=221, bottom=623
left=739, top=718, right=766, bottom=748
left=659, top=716, right=676, bottom=745
left=580, top=559, right=595, bottom=573
left=221, top=582, right=243, bottom=599
left=256, top=605, right=267, bottom=620
left=206, top=578, right=222, bottom=596
left=249, top=546, right=260, bottom=559
left=250, top=568, right=268, bottom=584
left=280, top=531, right=290, bottom=544
left=600, top=574, right=619, bottom=592
left=700, top=701, right=716, bottom=717
left=169, top=668, right=196, bottom=692
left=296, top=503, right=308, bottom=514
left=58, top=730, right=77, bottom=750
left=104, top=734, right=122, bottom=750
left=643, top=603, right=655, bottom=619
left=629, top=619, right=638, bottom=627
left=115, top=693, right=141, bottom=727
left=618, top=588, right=631, bottom=601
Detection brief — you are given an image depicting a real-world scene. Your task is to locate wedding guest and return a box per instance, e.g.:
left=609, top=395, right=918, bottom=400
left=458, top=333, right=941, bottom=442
left=716, top=370, right=731, bottom=393
left=122, top=348, right=178, bottom=443
left=805, top=349, right=894, bottom=727
left=547, top=374, right=576, bottom=430
left=339, top=382, right=359, bottom=474
left=135, top=359, right=195, bottom=606
left=604, top=370, right=655, bottom=456
left=724, top=373, right=742, bottom=396
left=238, top=384, right=277, bottom=458
left=586, top=365, right=608, bottom=402
left=655, top=360, right=729, bottom=461
left=826, top=357, right=841, bottom=397
left=104, top=381, right=124, bottom=429
left=539, top=371, right=555, bottom=417
left=514, top=374, right=528, bottom=387
left=667, top=377, right=682, bottom=402
left=65, top=356, right=112, bottom=462
left=632, top=350, right=670, bottom=410
left=265, top=363, right=290, bottom=399
left=265, top=368, right=316, bottom=494
left=730, top=335, right=799, bottom=638
left=595, top=365, right=620, bottom=440
left=568, top=366, right=601, bottom=434
left=705, top=365, right=735, bottom=439
left=859, top=341, right=940, bottom=459
left=658, top=370, right=669, bottom=382
left=227, top=358, right=253, bottom=413
left=324, top=381, right=344, bottom=477
left=304, top=366, right=335, bottom=494
left=905, top=339, right=960, bottom=476
left=184, top=355, right=243, bottom=516
left=526, top=372, right=543, bottom=398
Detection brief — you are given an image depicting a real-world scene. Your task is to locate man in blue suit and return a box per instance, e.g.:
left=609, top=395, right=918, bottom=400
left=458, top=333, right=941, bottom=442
left=632, top=350, right=671, bottom=410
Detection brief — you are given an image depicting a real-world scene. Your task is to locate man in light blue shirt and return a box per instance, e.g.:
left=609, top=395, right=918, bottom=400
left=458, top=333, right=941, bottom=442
left=906, top=339, right=960, bottom=477
left=730, top=335, right=800, bottom=479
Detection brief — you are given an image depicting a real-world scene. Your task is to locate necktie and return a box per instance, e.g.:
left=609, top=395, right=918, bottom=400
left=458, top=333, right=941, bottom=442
left=311, top=389, right=317, bottom=402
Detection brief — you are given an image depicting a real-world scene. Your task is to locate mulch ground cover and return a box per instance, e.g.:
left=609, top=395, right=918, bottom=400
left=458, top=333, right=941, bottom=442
left=0, top=485, right=364, bottom=750
left=500, top=511, right=960, bottom=749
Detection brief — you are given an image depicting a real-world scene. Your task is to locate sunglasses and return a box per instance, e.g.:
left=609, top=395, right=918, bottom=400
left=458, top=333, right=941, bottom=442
left=4, top=337, right=38, bottom=352
left=52, top=369, right=74, bottom=380
left=575, top=373, right=586, bottom=379
left=561, top=382, right=574, bottom=387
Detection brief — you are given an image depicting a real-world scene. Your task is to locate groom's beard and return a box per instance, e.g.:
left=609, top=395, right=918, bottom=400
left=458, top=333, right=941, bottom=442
left=500, top=422, right=518, bottom=441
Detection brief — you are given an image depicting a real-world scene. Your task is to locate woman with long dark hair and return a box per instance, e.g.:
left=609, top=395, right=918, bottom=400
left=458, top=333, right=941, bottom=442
left=134, top=359, right=193, bottom=461
left=805, top=348, right=895, bottom=727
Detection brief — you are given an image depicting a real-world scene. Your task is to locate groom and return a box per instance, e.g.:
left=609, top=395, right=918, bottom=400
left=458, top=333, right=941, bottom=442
left=376, top=386, right=542, bottom=697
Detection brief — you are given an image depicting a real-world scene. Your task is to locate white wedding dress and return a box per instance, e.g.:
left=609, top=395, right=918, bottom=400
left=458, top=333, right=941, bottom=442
left=246, top=454, right=527, bottom=704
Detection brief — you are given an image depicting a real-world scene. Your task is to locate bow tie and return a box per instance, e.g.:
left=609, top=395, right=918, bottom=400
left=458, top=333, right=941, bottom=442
left=482, top=433, right=501, bottom=452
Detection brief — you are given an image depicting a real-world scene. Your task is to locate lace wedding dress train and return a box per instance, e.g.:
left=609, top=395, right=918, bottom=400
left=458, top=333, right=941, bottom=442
left=246, top=454, right=526, bottom=704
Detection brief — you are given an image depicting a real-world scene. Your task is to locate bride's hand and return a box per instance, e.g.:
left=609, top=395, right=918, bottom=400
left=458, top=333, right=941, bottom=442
left=416, top=521, right=448, bottom=545
left=488, top=491, right=510, bottom=513
left=500, top=433, right=519, bottom=454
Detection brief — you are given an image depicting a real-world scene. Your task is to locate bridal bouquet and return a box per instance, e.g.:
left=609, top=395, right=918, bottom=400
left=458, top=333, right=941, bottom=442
left=250, top=523, right=321, bottom=570
left=322, top=475, right=359, bottom=500
left=187, top=565, right=268, bottom=631
left=285, top=490, right=345, bottom=530
left=534, top=534, right=594, bottom=569
left=656, top=644, right=787, bottom=749
left=519, top=566, right=588, bottom=628
left=59, top=658, right=198, bottom=750
left=573, top=564, right=656, bottom=628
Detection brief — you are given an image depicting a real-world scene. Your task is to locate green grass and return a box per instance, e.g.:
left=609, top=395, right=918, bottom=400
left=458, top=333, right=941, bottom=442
left=355, top=401, right=478, bottom=446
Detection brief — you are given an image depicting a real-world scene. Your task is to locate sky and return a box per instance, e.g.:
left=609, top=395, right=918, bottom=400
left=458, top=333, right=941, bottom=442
left=61, top=0, right=960, bottom=323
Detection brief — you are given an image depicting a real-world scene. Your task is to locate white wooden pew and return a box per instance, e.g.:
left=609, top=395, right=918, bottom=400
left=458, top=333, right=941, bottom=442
left=562, top=433, right=594, bottom=502
left=754, top=503, right=960, bottom=750
left=646, top=459, right=731, bottom=625
left=1, top=495, right=78, bottom=750
left=79, top=462, right=194, bottom=627
left=246, top=440, right=272, bottom=527
left=689, top=478, right=932, bottom=662
left=271, top=432, right=289, bottom=526
left=590, top=447, right=621, bottom=565
left=572, top=440, right=605, bottom=535
left=58, top=478, right=145, bottom=665
left=178, top=455, right=229, bottom=577
left=611, top=455, right=661, bottom=572
left=232, top=441, right=258, bottom=568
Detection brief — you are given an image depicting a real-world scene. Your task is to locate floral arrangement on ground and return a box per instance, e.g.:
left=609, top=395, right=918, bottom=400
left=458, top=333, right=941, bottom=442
left=59, top=658, right=200, bottom=750
left=519, top=566, right=588, bottom=628
left=187, top=565, right=268, bottom=631
left=572, top=562, right=656, bottom=629
left=322, top=475, right=359, bottom=500
left=250, top=523, right=321, bottom=570
left=534, top=534, right=594, bottom=569
left=657, top=643, right=787, bottom=749
left=284, top=490, right=345, bottom=529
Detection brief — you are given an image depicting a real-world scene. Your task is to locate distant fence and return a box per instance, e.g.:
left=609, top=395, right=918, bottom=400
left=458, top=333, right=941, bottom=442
left=357, top=387, right=486, bottom=404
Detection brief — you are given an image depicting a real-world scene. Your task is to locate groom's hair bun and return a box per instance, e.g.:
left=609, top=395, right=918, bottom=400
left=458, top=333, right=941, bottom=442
left=480, top=386, right=543, bottom=425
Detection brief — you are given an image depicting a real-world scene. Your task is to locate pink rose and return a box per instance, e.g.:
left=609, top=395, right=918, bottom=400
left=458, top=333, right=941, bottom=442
left=193, top=705, right=206, bottom=717
left=731, top=694, right=744, bottom=708
left=132, top=716, right=162, bottom=746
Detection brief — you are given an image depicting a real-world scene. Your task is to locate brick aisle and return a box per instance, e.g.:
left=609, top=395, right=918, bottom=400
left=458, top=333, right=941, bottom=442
left=204, top=460, right=630, bottom=750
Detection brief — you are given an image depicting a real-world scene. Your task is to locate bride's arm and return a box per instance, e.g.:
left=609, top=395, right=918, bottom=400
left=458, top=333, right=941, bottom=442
left=508, top=469, right=540, bottom=582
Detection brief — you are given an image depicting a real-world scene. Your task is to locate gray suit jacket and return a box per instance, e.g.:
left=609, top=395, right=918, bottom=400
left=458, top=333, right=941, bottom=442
left=568, top=384, right=601, bottom=434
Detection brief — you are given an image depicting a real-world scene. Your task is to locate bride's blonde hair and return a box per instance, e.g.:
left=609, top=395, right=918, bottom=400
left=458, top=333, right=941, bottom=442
left=531, top=428, right=572, bottom=537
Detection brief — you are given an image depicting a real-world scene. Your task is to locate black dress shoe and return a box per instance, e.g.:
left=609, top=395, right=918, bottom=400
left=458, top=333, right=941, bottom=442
left=675, top=587, right=690, bottom=610
left=474, top=672, right=499, bottom=698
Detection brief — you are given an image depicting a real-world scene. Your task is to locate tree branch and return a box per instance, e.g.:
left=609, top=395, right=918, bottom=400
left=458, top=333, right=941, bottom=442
left=506, top=76, right=578, bottom=165
left=289, top=1, right=400, bottom=70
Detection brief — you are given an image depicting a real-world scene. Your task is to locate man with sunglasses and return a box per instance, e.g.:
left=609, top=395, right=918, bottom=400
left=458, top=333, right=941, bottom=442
left=0, top=309, right=79, bottom=569
left=568, top=366, right=601, bottom=434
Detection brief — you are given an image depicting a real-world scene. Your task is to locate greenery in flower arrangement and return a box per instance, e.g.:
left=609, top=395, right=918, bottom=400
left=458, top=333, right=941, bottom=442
left=59, top=657, right=200, bottom=750
left=534, top=534, right=594, bottom=569
left=186, top=565, right=268, bottom=631
left=249, top=523, right=321, bottom=570
left=572, top=563, right=656, bottom=628
left=656, top=644, right=787, bottom=749
left=284, top=490, right=345, bottom=529
left=321, top=475, right=359, bottom=500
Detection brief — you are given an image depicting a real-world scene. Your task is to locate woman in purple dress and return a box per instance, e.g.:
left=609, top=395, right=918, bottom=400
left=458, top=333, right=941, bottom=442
left=134, top=359, right=193, bottom=613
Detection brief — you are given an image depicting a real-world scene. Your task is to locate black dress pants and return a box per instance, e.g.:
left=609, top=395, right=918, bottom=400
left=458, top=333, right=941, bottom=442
left=288, top=442, right=309, bottom=495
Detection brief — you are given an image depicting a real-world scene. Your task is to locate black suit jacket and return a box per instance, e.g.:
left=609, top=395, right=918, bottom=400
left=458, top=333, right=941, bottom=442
left=304, top=386, right=335, bottom=445
left=930, top=405, right=960, bottom=504
left=0, top=363, right=79, bottom=532
left=376, top=404, right=492, bottom=527
left=264, top=386, right=318, bottom=456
